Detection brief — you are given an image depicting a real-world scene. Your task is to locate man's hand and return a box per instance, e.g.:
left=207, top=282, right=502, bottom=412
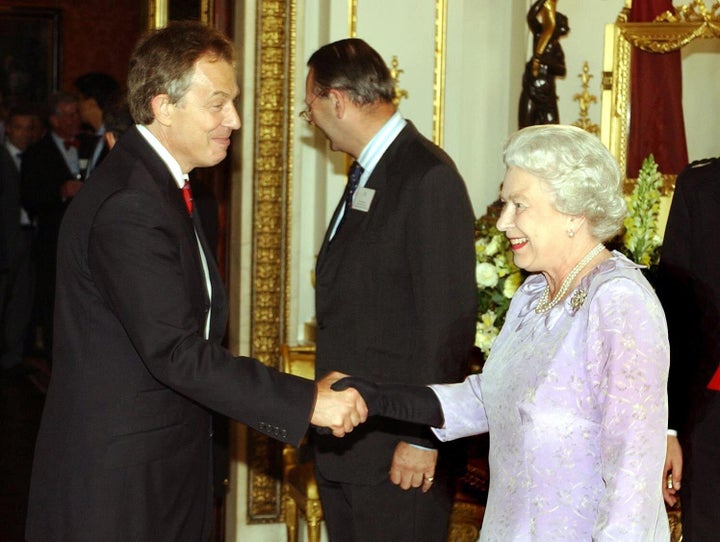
left=312, top=371, right=368, bottom=437
left=389, top=441, right=438, bottom=493
left=61, top=179, right=83, bottom=200
left=663, top=434, right=683, bottom=507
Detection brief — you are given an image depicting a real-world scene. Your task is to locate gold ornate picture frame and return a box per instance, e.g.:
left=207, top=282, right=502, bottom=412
left=600, top=1, right=720, bottom=189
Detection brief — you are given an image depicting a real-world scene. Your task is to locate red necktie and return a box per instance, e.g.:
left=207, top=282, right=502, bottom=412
left=181, top=180, right=193, bottom=215
left=64, top=138, right=80, bottom=150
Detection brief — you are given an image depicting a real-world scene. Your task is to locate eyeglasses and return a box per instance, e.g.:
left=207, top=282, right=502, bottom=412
left=299, top=92, right=323, bottom=123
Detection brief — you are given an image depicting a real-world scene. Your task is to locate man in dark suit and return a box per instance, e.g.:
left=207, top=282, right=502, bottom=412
left=26, top=22, right=366, bottom=542
left=21, top=91, right=96, bottom=359
left=74, top=71, right=121, bottom=174
left=303, top=39, right=477, bottom=542
left=0, top=105, right=38, bottom=373
left=657, top=156, right=720, bottom=541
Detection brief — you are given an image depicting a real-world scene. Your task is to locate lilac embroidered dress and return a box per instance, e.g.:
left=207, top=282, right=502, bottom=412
left=431, top=252, right=670, bottom=541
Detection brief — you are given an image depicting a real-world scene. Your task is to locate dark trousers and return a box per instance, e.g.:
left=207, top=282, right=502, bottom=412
left=315, top=465, right=453, bottom=542
left=0, top=230, right=34, bottom=369
left=31, top=238, right=55, bottom=360
left=681, top=392, right=720, bottom=542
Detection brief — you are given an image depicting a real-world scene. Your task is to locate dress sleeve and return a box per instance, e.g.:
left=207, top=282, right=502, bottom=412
left=587, top=277, right=670, bottom=540
left=430, top=373, right=488, bottom=441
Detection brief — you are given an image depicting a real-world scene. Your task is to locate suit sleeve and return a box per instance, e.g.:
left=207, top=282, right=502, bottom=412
left=88, top=189, right=315, bottom=446
left=656, top=177, right=701, bottom=433
left=401, top=163, right=477, bottom=446
left=406, top=163, right=477, bottom=383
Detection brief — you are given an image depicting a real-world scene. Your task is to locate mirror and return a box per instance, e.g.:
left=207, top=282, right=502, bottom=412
left=600, top=1, right=720, bottom=194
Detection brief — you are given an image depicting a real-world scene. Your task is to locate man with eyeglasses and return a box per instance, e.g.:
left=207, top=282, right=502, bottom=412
left=303, top=38, right=477, bottom=542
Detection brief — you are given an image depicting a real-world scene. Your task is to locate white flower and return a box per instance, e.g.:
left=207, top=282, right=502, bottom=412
left=485, top=235, right=500, bottom=257
left=476, top=310, right=500, bottom=356
left=503, top=271, right=523, bottom=298
left=476, top=262, right=499, bottom=288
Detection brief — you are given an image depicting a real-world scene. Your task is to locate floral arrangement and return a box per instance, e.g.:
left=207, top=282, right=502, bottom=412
left=620, top=154, right=664, bottom=267
left=474, top=217, right=524, bottom=357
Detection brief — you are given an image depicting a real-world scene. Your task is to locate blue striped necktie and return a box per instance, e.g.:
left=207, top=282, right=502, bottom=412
left=345, top=160, right=364, bottom=210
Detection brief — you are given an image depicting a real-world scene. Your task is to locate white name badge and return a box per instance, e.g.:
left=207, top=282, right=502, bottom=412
left=352, top=187, right=375, bottom=212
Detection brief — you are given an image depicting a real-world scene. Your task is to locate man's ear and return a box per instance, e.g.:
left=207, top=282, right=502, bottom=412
left=150, top=94, right=173, bottom=126
left=328, top=88, right=346, bottom=119
left=104, top=132, right=117, bottom=150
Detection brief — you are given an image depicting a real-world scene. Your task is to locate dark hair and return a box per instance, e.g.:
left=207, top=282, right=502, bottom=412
left=127, top=21, right=235, bottom=125
left=46, top=91, right=78, bottom=118
left=6, top=103, right=40, bottom=123
left=103, top=94, right=133, bottom=137
left=74, top=72, right=120, bottom=110
left=307, top=38, right=394, bottom=105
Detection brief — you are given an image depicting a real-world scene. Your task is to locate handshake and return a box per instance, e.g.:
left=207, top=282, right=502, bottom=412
left=310, top=372, right=367, bottom=437
left=309, top=372, right=445, bottom=437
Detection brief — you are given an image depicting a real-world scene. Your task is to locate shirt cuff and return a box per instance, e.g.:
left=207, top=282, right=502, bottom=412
left=667, top=429, right=678, bottom=437
left=408, top=443, right=436, bottom=451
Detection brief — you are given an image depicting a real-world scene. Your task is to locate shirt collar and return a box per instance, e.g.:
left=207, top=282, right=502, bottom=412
left=4, top=139, right=21, bottom=157
left=136, top=124, right=186, bottom=189
left=356, top=111, right=406, bottom=175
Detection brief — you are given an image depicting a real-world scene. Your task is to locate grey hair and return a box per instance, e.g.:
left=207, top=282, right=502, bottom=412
left=503, top=124, right=627, bottom=241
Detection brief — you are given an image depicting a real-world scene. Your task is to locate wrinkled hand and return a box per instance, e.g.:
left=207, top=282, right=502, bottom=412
left=312, top=371, right=368, bottom=438
left=663, top=434, right=683, bottom=507
left=389, top=441, right=438, bottom=493
left=332, top=375, right=382, bottom=415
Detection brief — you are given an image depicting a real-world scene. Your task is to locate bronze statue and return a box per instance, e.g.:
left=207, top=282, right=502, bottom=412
left=518, top=0, right=569, bottom=128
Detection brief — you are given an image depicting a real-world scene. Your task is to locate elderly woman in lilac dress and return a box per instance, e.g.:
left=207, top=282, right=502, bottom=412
left=334, top=124, right=671, bottom=541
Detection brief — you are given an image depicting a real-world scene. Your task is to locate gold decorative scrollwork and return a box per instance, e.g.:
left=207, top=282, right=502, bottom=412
left=247, top=0, right=294, bottom=523
left=389, top=56, right=409, bottom=107
left=619, top=1, right=720, bottom=53
left=601, top=1, right=720, bottom=180
left=572, top=62, right=600, bottom=135
left=660, top=0, right=720, bottom=23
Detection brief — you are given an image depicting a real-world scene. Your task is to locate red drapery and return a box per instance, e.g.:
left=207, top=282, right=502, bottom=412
left=627, top=0, right=688, bottom=177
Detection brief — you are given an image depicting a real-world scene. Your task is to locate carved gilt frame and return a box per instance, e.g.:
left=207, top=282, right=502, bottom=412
left=600, top=0, right=720, bottom=188
left=146, top=0, right=214, bottom=29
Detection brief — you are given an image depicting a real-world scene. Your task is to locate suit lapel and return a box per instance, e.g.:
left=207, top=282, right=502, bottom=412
left=124, top=128, right=220, bottom=335
left=316, top=123, right=414, bottom=281
left=191, top=210, right=227, bottom=341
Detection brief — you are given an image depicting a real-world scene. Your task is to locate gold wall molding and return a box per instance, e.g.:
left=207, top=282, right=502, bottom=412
left=350, top=0, right=447, bottom=146
left=246, top=0, right=295, bottom=523
left=433, top=0, right=447, bottom=146
left=146, top=0, right=213, bottom=29
left=349, top=0, right=358, bottom=36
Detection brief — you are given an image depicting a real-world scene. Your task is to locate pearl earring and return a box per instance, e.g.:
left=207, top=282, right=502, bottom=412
left=567, top=229, right=575, bottom=238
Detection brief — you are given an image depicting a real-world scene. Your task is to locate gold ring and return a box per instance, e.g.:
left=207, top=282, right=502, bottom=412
left=425, top=475, right=434, bottom=483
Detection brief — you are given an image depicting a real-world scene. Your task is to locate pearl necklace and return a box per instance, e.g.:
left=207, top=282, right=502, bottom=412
left=535, top=243, right=605, bottom=314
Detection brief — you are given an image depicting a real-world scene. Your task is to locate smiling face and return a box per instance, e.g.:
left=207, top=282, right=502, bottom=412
left=50, top=100, right=81, bottom=140
left=160, top=56, right=240, bottom=173
left=496, top=166, right=573, bottom=277
left=5, top=114, right=36, bottom=151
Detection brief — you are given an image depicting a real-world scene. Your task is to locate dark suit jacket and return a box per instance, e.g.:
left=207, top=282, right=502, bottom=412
left=0, top=146, right=16, bottom=270
left=20, top=132, right=96, bottom=249
left=313, top=121, right=477, bottom=485
left=656, top=157, right=720, bottom=435
left=26, top=127, right=316, bottom=542
left=0, top=144, right=33, bottom=259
